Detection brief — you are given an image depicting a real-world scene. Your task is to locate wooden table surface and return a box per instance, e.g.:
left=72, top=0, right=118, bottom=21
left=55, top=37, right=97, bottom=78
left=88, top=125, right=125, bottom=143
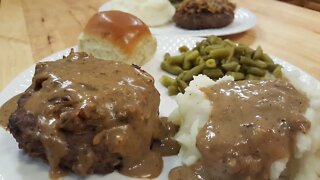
left=1, top=0, right=320, bottom=91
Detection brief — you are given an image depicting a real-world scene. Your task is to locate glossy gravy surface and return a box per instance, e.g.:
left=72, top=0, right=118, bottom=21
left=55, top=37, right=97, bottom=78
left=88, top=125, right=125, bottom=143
left=170, top=80, right=310, bottom=180
left=84, top=10, right=151, bottom=54
left=20, top=52, right=177, bottom=178
left=0, top=94, right=21, bottom=129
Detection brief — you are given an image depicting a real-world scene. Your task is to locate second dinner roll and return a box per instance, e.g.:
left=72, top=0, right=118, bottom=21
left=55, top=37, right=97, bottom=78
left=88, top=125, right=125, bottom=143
left=79, top=10, right=157, bottom=66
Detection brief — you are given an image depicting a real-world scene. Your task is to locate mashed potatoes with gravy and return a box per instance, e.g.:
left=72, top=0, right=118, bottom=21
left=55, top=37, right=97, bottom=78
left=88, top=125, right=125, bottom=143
left=169, top=70, right=320, bottom=179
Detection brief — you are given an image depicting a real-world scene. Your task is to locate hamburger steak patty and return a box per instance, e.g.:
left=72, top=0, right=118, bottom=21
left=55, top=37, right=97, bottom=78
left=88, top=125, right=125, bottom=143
left=8, top=51, right=177, bottom=178
left=173, top=0, right=235, bottom=30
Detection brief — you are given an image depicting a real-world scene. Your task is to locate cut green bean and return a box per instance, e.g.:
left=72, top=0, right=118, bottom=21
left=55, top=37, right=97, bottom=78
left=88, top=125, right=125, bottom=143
left=160, top=35, right=282, bottom=95
left=183, top=64, right=206, bottom=82
left=267, top=64, right=278, bottom=72
left=182, top=58, right=192, bottom=70
left=169, top=54, right=185, bottom=65
left=205, top=59, right=217, bottom=68
left=209, top=48, right=231, bottom=59
left=253, top=46, right=263, bottom=60
left=273, top=65, right=282, bottom=78
left=235, top=45, right=246, bottom=55
left=222, top=62, right=239, bottom=72
left=226, top=72, right=245, bottom=80
left=160, top=75, right=176, bottom=87
left=261, top=53, right=274, bottom=63
left=177, top=79, right=188, bottom=93
left=203, top=69, right=224, bottom=79
left=168, top=85, right=180, bottom=96
left=226, top=47, right=235, bottom=63
left=161, top=61, right=183, bottom=75
left=240, top=56, right=268, bottom=69
left=246, top=74, right=261, bottom=80
left=247, top=67, right=267, bottom=76
left=185, top=50, right=200, bottom=62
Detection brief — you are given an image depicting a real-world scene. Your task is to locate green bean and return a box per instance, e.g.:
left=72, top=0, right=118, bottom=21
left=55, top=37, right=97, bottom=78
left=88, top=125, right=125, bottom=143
left=185, top=50, right=200, bottom=62
left=226, top=72, right=245, bottom=80
left=177, top=79, right=188, bottom=93
left=267, top=64, right=278, bottom=72
left=169, top=54, right=185, bottom=65
left=224, top=39, right=236, bottom=47
left=208, top=36, right=221, bottom=44
left=199, top=46, right=206, bottom=56
left=183, top=64, right=206, bottom=82
left=246, top=74, right=261, bottom=80
left=273, top=65, right=282, bottom=78
left=261, top=53, right=274, bottom=63
left=204, top=45, right=215, bottom=53
left=222, top=62, right=239, bottom=71
left=204, top=45, right=225, bottom=54
left=235, top=45, right=246, bottom=55
left=235, top=65, right=241, bottom=72
left=160, top=75, right=176, bottom=87
left=247, top=67, right=267, bottom=76
left=240, top=64, right=249, bottom=73
left=209, top=48, right=232, bottom=59
left=231, top=57, right=239, bottom=63
left=253, top=46, right=263, bottom=60
left=255, top=60, right=268, bottom=69
left=183, top=50, right=199, bottom=70
left=245, top=47, right=255, bottom=55
left=205, top=59, right=216, bottom=68
left=164, top=53, right=170, bottom=62
left=179, top=45, right=189, bottom=53
left=168, top=85, right=180, bottom=96
left=159, top=35, right=283, bottom=95
left=203, top=69, right=224, bottom=79
left=161, top=61, right=183, bottom=75
left=240, top=56, right=268, bottom=69
left=226, top=47, right=235, bottom=63
left=177, top=71, right=187, bottom=81
left=195, top=56, right=205, bottom=66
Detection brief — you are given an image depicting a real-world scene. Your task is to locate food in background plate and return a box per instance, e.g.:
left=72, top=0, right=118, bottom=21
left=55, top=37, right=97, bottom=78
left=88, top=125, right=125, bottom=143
left=109, top=0, right=175, bottom=27
left=169, top=0, right=185, bottom=8
left=168, top=74, right=320, bottom=180
left=173, top=0, right=236, bottom=29
left=7, top=51, right=179, bottom=178
left=160, top=36, right=282, bottom=95
left=79, top=10, right=157, bottom=66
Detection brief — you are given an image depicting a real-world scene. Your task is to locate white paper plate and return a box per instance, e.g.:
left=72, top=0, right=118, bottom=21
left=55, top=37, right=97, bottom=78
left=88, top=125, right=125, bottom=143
left=98, top=1, right=256, bottom=36
left=0, top=36, right=319, bottom=180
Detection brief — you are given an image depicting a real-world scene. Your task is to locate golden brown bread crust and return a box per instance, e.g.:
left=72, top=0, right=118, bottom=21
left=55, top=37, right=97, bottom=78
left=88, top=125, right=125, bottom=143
left=173, top=0, right=236, bottom=29
left=83, top=10, right=152, bottom=54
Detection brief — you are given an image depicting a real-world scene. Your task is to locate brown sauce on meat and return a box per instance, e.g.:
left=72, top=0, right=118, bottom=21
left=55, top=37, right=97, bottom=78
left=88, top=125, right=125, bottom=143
left=0, top=94, right=21, bottom=129
left=84, top=10, right=151, bottom=54
left=152, top=117, right=181, bottom=156
left=169, top=80, right=310, bottom=180
left=18, top=51, right=178, bottom=178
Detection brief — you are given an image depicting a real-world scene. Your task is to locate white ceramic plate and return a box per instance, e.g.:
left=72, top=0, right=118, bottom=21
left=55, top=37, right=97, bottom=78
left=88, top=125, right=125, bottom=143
left=98, top=1, right=256, bottom=36
left=0, top=36, right=319, bottom=180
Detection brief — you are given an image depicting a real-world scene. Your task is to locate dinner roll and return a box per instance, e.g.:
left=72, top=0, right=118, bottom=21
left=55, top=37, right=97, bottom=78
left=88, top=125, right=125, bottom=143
left=79, top=10, right=157, bottom=66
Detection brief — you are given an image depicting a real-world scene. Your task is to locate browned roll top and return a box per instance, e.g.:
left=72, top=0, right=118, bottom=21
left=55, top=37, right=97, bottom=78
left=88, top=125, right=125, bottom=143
left=83, top=10, right=152, bottom=54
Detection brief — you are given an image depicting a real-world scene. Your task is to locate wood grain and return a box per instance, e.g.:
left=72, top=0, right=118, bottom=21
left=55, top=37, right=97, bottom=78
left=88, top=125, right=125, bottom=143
left=1, top=0, right=320, bottom=91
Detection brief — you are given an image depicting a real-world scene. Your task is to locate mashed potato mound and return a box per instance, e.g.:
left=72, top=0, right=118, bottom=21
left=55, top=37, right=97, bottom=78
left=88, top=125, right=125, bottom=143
left=169, top=70, right=320, bottom=179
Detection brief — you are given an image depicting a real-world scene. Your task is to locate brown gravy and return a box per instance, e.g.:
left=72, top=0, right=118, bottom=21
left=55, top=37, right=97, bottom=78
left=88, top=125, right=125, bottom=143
left=169, top=80, right=310, bottom=180
left=0, top=94, right=21, bottom=129
left=84, top=10, right=151, bottom=54
left=9, top=51, right=178, bottom=178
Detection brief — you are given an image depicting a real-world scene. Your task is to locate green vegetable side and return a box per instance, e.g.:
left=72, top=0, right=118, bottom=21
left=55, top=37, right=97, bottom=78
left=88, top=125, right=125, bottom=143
left=160, top=36, right=282, bottom=95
